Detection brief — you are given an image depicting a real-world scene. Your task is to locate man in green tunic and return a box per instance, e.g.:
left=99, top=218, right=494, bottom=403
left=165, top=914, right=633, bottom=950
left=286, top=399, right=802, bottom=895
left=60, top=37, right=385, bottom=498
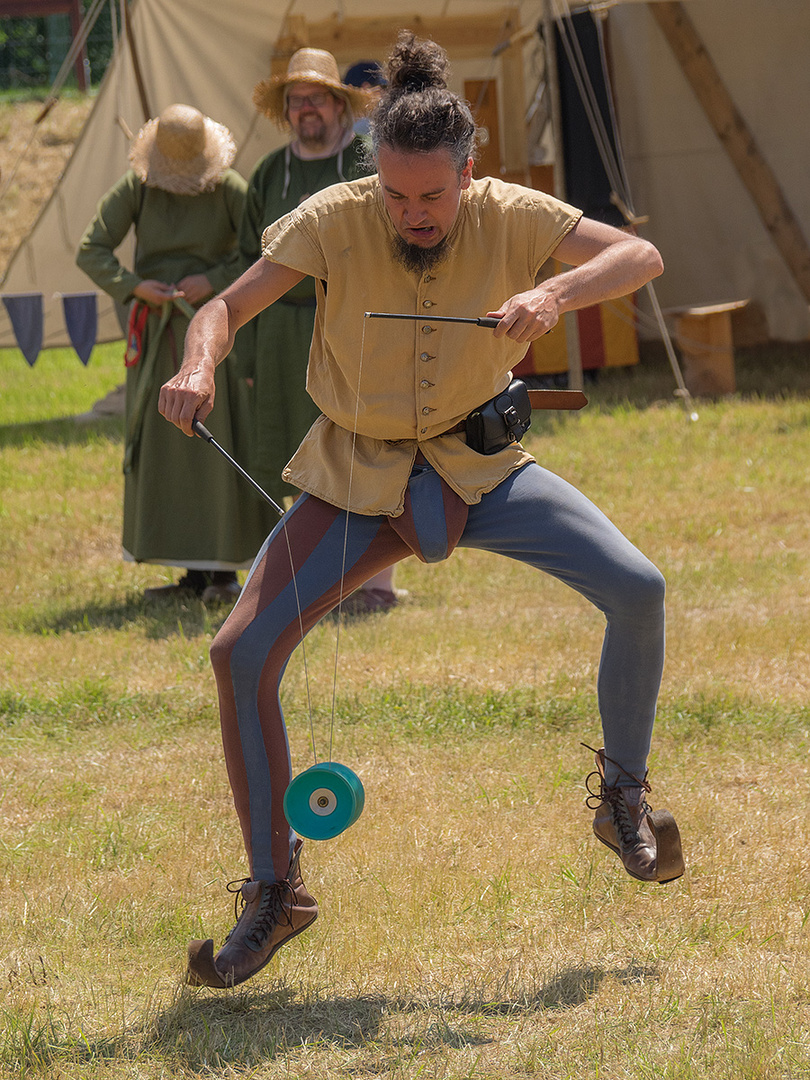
left=77, top=104, right=275, bottom=602
left=238, top=49, right=405, bottom=613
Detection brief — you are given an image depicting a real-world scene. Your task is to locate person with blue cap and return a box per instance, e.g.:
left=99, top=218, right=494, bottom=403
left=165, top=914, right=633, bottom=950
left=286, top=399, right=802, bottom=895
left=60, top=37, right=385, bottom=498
left=343, top=60, right=387, bottom=135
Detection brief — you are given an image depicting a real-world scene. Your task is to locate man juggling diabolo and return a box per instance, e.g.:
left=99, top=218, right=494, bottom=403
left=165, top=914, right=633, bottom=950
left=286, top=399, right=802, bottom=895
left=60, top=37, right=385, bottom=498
left=159, top=31, right=684, bottom=990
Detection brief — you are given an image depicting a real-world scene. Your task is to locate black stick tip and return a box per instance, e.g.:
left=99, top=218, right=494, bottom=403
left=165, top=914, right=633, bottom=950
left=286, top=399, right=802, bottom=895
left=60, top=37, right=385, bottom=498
left=191, top=418, right=213, bottom=441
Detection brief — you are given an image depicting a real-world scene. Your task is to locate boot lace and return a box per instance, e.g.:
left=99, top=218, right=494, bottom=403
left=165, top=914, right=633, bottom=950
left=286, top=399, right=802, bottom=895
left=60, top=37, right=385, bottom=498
left=605, top=786, right=649, bottom=850
left=223, top=876, right=296, bottom=949
left=582, top=743, right=652, bottom=851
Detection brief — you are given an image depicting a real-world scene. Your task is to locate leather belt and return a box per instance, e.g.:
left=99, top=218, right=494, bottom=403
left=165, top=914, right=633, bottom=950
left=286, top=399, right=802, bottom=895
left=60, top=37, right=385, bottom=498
left=443, top=389, right=589, bottom=436
left=408, top=387, right=590, bottom=446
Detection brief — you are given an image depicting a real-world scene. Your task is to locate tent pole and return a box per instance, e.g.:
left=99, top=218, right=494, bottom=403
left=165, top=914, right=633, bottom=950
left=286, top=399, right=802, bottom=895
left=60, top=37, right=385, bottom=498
left=649, top=0, right=810, bottom=307
left=542, top=1, right=565, bottom=202
left=543, top=0, right=582, bottom=391
left=124, top=0, right=152, bottom=122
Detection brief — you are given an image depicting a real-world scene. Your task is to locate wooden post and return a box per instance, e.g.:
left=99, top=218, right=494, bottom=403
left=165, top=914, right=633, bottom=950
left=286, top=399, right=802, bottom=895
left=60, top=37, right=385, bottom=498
left=465, top=79, right=502, bottom=181
left=649, top=1, right=810, bottom=306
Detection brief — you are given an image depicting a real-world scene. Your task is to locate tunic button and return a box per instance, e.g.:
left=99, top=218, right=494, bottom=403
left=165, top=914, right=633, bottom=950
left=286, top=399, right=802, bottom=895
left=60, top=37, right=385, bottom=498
left=421, top=427, right=427, bottom=433
left=420, top=380, right=431, bottom=388
left=420, top=352, right=432, bottom=361
left=421, top=325, right=434, bottom=334
left=422, top=406, right=431, bottom=415
left=422, top=300, right=433, bottom=308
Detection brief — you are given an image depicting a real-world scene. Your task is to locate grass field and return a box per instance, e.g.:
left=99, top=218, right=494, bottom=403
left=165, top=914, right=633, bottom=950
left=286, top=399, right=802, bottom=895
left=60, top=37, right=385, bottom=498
left=0, top=342, right=809, bottom=1078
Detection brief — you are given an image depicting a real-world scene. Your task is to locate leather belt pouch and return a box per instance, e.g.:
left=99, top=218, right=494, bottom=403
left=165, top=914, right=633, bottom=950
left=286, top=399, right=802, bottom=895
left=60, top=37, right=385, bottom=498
left=465, top=378, right=532, bottom=455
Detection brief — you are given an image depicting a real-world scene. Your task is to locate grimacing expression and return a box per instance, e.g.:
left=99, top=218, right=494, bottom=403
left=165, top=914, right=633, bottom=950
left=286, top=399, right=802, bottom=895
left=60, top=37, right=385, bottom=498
left=286, top=81, right=346, bottom=148
left=377, top=147, right=473, bottom=250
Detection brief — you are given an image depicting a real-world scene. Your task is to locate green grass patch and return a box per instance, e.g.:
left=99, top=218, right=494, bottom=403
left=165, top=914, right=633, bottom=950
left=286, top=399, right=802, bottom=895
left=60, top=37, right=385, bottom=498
left=0, top=679, right=216, bottom=744
left=0, top=340, right=123, bottom=427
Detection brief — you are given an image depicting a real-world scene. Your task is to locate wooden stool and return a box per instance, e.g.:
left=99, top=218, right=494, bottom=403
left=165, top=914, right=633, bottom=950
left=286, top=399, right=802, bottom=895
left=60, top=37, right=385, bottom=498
left=665, top=300, right=749, bottom=397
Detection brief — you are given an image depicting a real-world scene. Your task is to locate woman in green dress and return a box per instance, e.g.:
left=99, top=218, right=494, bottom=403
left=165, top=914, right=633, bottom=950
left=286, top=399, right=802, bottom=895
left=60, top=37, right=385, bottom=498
left=77, top=104, right=275, bottom=602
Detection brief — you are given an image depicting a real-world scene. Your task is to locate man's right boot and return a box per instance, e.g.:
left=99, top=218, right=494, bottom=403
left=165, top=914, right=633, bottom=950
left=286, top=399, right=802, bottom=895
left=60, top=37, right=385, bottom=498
left=586, top=747, right=685, bottom=884
left=186, top=839, right=318, bottom=988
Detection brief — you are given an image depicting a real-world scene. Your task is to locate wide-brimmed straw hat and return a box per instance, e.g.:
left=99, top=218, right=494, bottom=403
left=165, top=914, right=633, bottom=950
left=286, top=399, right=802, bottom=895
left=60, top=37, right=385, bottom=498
left=129, top=104, right=236, bottom=196
left=252, top=48, right=373, bottom=128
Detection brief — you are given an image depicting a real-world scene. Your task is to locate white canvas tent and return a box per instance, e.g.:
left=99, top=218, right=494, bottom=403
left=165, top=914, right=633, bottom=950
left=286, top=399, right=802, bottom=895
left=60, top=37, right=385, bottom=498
left=2, top=0, right=809, bottom=354
left=609, top=0, right=810, bottom=343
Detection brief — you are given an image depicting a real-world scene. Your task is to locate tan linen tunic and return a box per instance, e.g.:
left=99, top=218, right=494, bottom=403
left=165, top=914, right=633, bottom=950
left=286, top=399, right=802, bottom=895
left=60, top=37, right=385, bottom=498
left=261, top=175, right=581, bottom=516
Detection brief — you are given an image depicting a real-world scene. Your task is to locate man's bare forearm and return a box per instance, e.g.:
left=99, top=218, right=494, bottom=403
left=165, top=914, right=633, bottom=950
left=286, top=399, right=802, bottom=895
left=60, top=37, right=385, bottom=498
left=544, top=234, right=663, bottom=312
left=182, top=296, right=234, bottom=378
left=157, top=298, right=233, bottom=434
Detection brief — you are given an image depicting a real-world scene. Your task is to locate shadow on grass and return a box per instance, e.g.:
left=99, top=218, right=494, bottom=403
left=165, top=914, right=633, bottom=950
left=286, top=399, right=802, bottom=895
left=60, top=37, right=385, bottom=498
left=0, top=990, right=384, bottom=1074
left=0, top=960, right=661, bottom=1073
left=140, top=960, right=660, bottom=1068
left=18, top=594, right=231, bottom=641
left=152, top=986, right=387, bottom=1059
left=0, top=414, right=123, bottom=448
left=536, top=959, right=658, bottom=1008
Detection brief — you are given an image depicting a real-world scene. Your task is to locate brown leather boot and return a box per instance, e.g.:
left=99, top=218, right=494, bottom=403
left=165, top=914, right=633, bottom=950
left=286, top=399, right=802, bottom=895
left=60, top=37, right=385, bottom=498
left=585, top=747, right=685, bottom=884
left=186, top=840, right=318, bottom=988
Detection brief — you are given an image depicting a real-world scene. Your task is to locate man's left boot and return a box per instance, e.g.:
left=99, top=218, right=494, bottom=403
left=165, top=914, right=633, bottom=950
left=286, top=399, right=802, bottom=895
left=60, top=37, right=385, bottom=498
left=585, top=747, right=685, bottom=884
left=186, top=840, right=318, bottom=988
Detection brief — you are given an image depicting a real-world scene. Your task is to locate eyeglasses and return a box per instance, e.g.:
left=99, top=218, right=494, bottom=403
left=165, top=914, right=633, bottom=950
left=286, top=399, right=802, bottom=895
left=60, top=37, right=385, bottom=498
left=287, top=92, right=332, bottom=110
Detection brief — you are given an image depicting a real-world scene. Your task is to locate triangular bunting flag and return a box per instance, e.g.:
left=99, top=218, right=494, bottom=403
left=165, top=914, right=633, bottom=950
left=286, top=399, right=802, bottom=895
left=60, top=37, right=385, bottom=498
left=2, top=292, right=44, bottom=366
left=62, top=292, right=98, bottom=365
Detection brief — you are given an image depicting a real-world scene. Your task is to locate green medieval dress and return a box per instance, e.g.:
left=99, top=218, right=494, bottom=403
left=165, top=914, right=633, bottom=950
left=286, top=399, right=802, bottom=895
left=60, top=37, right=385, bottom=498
left=77, top=169, right=276, bottom=568
left=237, top=136, right=373, bottom=501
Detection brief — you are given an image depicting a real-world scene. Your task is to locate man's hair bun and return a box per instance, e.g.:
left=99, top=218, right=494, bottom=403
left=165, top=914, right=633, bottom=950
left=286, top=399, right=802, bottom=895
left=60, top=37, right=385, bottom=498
left=386, top=32, right=448, bottom=96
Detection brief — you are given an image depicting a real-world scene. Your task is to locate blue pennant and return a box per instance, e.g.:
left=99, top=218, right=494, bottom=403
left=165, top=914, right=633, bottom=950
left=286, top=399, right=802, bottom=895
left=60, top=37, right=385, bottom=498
left=2, top=292, right=44, bottom=366
left=62, top=292, right=98, bottom=366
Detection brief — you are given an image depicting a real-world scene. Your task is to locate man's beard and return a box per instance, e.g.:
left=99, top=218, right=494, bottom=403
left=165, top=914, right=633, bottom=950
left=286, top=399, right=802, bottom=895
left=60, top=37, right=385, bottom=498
left=391, top=233, right=451, bottom=274
left=295, top=116, right=330, bottom=151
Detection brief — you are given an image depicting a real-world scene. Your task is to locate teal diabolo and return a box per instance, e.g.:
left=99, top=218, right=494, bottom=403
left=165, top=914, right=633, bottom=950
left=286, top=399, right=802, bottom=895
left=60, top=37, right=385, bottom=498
left=283, top=762, right=365, bottom=840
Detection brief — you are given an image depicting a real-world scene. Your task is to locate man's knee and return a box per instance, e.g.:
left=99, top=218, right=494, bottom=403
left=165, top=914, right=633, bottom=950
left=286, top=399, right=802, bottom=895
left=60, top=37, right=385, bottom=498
left=622, top=557, right=666, bottom=617
left=209, top=624, right=234, bottom=682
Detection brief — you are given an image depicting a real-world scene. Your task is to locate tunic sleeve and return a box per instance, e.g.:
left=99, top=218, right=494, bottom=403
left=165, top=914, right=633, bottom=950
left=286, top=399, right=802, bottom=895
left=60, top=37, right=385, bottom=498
left=260, top=204, right=328, bottom=280
left=75, top=170, right=142, bottom=306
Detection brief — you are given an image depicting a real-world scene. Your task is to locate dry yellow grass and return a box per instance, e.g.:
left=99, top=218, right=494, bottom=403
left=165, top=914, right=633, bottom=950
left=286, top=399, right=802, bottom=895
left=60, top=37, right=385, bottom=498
left=0, top=95, right=94, bottom=275
left=3, top=717, right=808, bottom=1078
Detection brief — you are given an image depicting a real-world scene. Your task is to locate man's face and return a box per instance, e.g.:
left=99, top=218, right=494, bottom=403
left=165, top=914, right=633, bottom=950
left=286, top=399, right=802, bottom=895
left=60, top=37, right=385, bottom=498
left=286, top=81, right=345, bottom=150
left=377, top=147, right=473, bottom=251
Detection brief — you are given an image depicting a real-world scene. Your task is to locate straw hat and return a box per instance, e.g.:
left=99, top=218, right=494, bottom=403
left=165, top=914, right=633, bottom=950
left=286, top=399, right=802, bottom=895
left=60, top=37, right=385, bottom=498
left=252, top=48, right=373, bottom=128
left=129, top=104, right=236, bottom=196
